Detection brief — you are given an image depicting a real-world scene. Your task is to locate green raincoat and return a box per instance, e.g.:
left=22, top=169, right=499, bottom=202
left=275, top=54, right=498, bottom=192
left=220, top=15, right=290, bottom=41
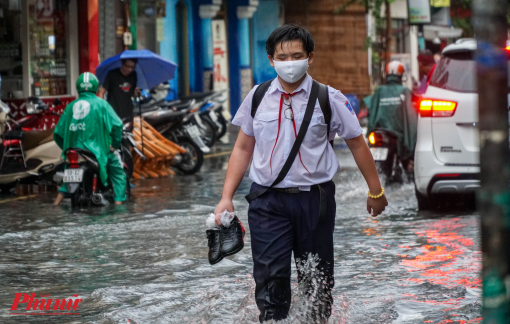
left=366, top=75, right=418, bottom=161
left=54, top=92, right=123, bottom=185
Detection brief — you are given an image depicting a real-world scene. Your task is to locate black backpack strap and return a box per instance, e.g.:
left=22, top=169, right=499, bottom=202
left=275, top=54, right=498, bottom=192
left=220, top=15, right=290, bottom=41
left=245, top=80, right=320, bottom=203
left=251, top=79, right=274, bottom=118
left=315, top=80, right=331, bottom=138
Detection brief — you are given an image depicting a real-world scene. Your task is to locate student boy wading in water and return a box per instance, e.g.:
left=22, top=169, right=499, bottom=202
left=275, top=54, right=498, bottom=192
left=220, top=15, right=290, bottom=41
left=214, top=25, right=388, bottom=323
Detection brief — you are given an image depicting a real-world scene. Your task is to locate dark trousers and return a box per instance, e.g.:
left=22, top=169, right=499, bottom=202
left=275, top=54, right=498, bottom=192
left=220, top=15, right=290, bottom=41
left=248, top=181, right=336, bottom=323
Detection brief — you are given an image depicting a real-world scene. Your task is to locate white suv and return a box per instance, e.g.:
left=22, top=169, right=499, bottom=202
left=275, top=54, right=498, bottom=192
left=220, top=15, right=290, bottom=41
left=414, top=39, right=491, bottom=209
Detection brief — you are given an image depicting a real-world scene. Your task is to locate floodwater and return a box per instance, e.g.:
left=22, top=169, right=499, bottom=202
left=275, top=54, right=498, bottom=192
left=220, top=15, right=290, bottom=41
left=0, top=141, right=481, bottom=323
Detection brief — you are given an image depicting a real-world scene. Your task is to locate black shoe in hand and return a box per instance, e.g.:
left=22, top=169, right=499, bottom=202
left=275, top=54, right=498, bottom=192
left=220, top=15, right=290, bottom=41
left=220, top=216, right=245, bottom=256
left=206, top=229, right=223, bottom=265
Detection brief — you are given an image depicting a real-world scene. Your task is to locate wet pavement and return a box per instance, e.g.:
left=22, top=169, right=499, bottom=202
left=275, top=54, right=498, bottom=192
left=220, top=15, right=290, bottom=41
left=0, top=134, right=481, bottom=323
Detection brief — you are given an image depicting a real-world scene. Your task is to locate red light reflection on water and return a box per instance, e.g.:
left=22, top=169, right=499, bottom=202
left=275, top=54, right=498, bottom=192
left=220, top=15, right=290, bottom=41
left=397, top=218, right=481, bottom=316
left=399, top=218, right=480, bottom=289
left=431, top=318, right=482, bottom=324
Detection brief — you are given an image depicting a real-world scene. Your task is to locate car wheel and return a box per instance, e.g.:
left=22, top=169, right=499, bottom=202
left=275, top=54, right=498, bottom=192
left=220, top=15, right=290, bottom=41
left=415, top=187, right=431, bottom=210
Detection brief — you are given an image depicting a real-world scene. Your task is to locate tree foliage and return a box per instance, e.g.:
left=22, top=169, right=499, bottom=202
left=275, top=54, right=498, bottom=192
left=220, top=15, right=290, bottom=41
left=451, top=0, right=510, bottom=38
left=450, top=0, right=474, bottom=37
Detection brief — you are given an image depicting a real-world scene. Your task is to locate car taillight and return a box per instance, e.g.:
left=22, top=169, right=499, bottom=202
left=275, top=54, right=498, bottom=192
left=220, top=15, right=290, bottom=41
left=67, top=150, right=80, bottom=168
left=420, top=100, right=457, bottom=117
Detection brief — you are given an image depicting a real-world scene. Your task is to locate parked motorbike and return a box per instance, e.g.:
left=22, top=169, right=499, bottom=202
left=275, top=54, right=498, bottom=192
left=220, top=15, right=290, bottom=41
left=4, top=97, right=62, bottom=132
left=62, top=146, right=132, bottom=208
left=0, top=100, right=10, bottom=136
left=119, top=121, right=139, bottom=180
left=136, top=91, right=211, bottom=152
left=173, top=92, right=217, bottom=148
left=367, top=129, right=403, bottom=184
left=0, top=97, right=64, bottom=193
left=141, top=102, right=204, bottom=174
left=196, top=90, right=229, bottom=140
left=144, top=86, right=221, bottom=148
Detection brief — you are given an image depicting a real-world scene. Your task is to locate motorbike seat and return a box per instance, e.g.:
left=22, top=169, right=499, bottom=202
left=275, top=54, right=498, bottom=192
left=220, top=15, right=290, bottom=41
left=39, top=133, right=54, bottom=145
left=22, top=129, right=55, bottom=151
left=157, top=99, right=185, bottom=109
left=144, top=110, right=187, bottom=127
left=2, top=130, right=24, bottom=140
left=139, top=98, right=167, bottom=111
left=179, top=91, right=215, bottom=101
left=172, top=100, right=194, bottom=110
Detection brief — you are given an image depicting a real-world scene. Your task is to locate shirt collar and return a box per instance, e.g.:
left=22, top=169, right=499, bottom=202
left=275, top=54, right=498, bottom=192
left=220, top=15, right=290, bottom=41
left=267, top=73, right=312, bottom=95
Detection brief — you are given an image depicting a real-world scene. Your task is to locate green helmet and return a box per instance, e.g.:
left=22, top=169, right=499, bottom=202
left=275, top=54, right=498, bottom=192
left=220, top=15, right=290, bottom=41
left=76, top=72, right=99, bottom=93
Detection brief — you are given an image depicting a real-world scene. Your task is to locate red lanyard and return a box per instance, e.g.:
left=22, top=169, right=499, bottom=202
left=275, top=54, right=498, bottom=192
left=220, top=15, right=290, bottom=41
left=269, top=92, right=311, bottom=176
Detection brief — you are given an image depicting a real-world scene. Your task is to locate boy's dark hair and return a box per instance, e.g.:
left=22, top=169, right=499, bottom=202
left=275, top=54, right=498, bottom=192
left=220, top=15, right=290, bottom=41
left=121, top=58, right=138, bottom=65
left=266, top=24, right=314, bottom=57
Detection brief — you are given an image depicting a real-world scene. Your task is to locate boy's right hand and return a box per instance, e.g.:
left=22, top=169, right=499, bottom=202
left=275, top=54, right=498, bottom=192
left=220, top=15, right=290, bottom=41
left=214, top=198, right=234, bottom=226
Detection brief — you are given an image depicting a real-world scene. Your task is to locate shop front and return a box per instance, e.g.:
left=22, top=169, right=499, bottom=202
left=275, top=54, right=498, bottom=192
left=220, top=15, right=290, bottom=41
left=0, top=0, right=79, bottom=129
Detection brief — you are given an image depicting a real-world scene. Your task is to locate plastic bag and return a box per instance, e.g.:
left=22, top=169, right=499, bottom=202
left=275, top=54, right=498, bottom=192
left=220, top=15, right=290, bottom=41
left=205, top=209, right=236, bottom=229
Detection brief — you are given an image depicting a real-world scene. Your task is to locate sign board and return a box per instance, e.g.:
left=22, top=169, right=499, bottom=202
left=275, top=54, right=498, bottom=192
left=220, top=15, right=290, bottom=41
left=36, top=0, right=53, bottom=24
left=430, top=0, right=450, bottom=7
left=408, top=0, right=431, bottom=25
left=431, top=7, right=450, bottom=26
left=212, top=20, right=230, bottom=116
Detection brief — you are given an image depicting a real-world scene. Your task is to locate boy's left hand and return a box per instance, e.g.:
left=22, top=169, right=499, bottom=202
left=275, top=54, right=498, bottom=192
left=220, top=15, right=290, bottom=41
left=367, top=195, right=388, bottom=217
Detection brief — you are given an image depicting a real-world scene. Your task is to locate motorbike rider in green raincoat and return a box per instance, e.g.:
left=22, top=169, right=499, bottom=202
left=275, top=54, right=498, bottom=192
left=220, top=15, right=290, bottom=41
left=53, top=72, right=126, bottom=205
left=365, top=61, right=418, bottom=173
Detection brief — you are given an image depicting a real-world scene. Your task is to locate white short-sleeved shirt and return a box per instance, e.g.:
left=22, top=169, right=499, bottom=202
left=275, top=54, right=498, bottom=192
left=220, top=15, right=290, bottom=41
left=232, top=74, right=362, bottom=190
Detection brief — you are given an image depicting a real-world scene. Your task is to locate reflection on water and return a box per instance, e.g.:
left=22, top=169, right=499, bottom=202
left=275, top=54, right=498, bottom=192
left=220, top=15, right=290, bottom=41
left=0, top=145, right=481, bottom=323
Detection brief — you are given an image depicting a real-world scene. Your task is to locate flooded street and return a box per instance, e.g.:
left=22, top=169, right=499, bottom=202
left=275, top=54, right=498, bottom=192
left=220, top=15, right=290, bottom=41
left=0, top=139, right=481, bottom=324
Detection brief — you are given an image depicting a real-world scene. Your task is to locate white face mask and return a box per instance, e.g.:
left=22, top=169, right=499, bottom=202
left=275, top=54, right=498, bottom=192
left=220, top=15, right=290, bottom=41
left=273, top=58, right=309, bottom=83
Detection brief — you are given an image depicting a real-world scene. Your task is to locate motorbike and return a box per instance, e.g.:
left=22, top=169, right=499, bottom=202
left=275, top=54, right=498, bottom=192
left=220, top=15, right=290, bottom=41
left=136, top=91, right=212, bottom=152
left=142, top=103, right=204, bottom=175
left=0, top=97, right=64, bottom=193
left=196, top=90, right=229, bottom=140
left=61, top=146, right=132, bottom=208
left=143, top=86, right=220, bottom=148
left=0, top=100, right=10, bottom=136
left=367, top=129, right=403, bottom=184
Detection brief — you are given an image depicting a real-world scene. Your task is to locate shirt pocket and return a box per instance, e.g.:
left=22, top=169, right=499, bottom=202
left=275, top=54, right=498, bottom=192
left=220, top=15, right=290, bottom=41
left=295, top=112, right=328, bottom=146
left=254, top=112, right=279, bottom=142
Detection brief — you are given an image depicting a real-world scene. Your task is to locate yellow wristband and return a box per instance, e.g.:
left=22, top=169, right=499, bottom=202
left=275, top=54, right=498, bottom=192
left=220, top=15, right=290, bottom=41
left=368, top=187, right=385, bottom=199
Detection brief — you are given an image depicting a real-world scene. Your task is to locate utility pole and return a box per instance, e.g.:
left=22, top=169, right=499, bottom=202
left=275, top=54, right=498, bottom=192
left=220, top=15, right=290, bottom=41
left=473, top=0, right=510, bottom=322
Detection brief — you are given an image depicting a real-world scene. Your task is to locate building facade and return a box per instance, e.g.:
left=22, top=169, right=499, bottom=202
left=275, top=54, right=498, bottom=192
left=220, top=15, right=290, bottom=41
left=0, top=0, right=373, bottom=121
left=284, top=0, right=371, bottom=97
